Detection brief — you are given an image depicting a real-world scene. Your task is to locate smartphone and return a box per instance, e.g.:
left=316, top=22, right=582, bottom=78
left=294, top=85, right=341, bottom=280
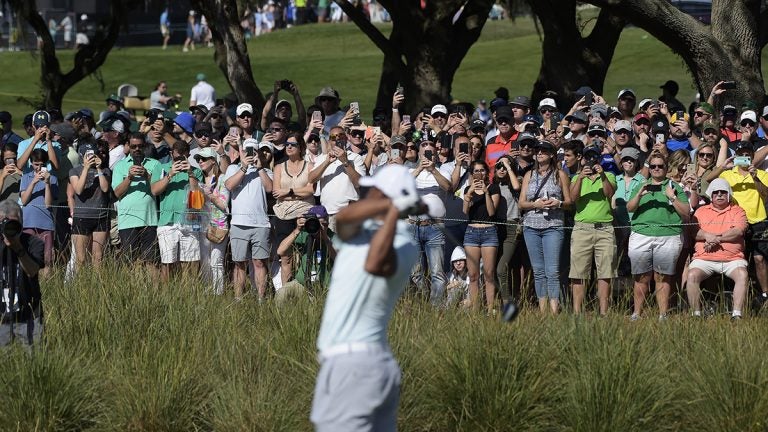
left=459, top=142, right=469, bottom=154
left=373, top=126, right=381, bottom=136
left=350, top=102, right=359, bottom=113
left=173, top=155, right=186, bottom=163
left=336, top=137, right=347, bottom=149
left=402, top=114, right=411, bottom=124
left=245, top=145, right=255, bottom=158
left=655, top=133, right=665, bottom=144
left=85, top=149, right=95, bottom=159
left=734, top=156, right=751, bottom=167
left=473, top=172, right=483, bottom=181
left=40, top=167, right=48, bottom=174
left=721, top=81, right=737, bottom=90
left=646, top=184, right=662, bottom=192
left=424, top=149, right=434, bottom=160
left=396, top=85, right=404, bottom=94
left=455, top=105, right=466, bottom=115
left=686, top=163, right=696, bottom=173
left=676, top=110, right=686, bottom=120
left=365, top=126, right=374, bottom=141
left=311, top=110, right=322, bottom=123
left=584, top=92, right=593, bottom=106
left=229, top=126, right=240, bottom=137
left=391, top=148, right=401, bottom=160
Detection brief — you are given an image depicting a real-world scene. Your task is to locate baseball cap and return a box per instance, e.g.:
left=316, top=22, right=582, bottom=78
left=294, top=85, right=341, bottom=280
left=304, top=205, right=329, bottom=219
left=607, top=106, right=622, bottom=119
left=651, top=118, right=669, bottom=133
left=275, top=99, right=291, bottom=112
left=316, top=86, right=340, bottom=100
left=196, top=73, right=206, bottom=81
left=174, top=112, right=196, bottom=134
left=50, top=122, right=76, bottom=142
left=390, top=134, right=407, bottom=147
left=78, top=108, right=94, bottom=119
left=638, top=99, right=654, bottom=110
left=102, top=118, right=126, bottom=133
left=538, top=98, right=557, bottom=110
left=587, top=123, right=607, bottom=135
left=614, top=120, right=632, bottom=132
left=106, top=94, right=123, bottom=105
left=194, top=121, right=213, bottom=134
left=359, top=164, right=436, bottom=216
left=702, top=121, right=718, bottom=132
left=617, top=89, right=635, bottom=99
left=706, top=178, right=732, bottom=201
left=590, top=103, right=608, bottom=119
left=536, top=140, right=556, bottom=154
left=510, top=96, right=530, bottom=108
left=523, top=114, right=540, bottom=126
left=660, top=80, right=679, bottom=93
left=257, top=141, right=274, bottom=152
left=619, top=147, right=640, bottom=161
left=236, top=103, right=253, bottom=117
left=564, top=111, right=588, bottom=123
left=574, top=86, right=592, bottom=98
left=489, top=97, right=507, bottom=111
left=470, top=119, right=486, bottom=131
left=0, top=111, right=10, bottom=123
left=194, top=147, right=219, bottom=162
left=697, top=102, right=715, bottom=115
left=722, top=105, right=738, bottom=116
left=32, top=110, right=50, bottom=127
left=516, top=131, right=538, bottom=144
left=734, top=141, right=754, bottom=153
left=495, top=106, right=513, bottom=122
left=77, top=141, right=96, bottom=157
left=762, top=106, right=768, bottom=118
left=190, top=104, right=209, bottom=116
left=740, top=110, right=757, bottom=124
left=431, top=104, right=448, bottom=115
left=633, top=113, right=650, bottom=123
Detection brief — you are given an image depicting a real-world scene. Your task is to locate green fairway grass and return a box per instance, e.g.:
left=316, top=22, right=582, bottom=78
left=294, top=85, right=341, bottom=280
left=3, top=264, right=768, bottom=431
left=0, top=18, right=765, bottom=128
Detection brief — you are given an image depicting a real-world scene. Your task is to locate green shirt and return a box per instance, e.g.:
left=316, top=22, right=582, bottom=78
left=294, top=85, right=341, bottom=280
left=293, top=231, right=334, bottom=287
left=629, top=179, right=689, bottom=236
left=573, top=172, right=617, bottom=223
left=111, top=156, right=163, bottom=229
left=154, top=162, right=204, bottom=226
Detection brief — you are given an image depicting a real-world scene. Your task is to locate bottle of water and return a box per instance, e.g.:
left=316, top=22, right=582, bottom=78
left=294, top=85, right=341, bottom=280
left=541, top=190, right=549, bottom=217
left=310, top=250, right=322, bottom=282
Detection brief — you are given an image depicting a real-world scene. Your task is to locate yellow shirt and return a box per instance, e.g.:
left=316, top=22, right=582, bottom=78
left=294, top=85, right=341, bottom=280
left=720, top=168, right=768, bottom=224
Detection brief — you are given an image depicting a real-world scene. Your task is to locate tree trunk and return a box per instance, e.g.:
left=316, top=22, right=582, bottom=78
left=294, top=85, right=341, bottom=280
left=194, top=0, right=265, bottom=112
left=10, top=0, right=139, bottom=109
left=586, top=0, right=766, bottom=107
left=339, top=0, right=494, bottom=113
left=529, top=1, right=625, bottom=109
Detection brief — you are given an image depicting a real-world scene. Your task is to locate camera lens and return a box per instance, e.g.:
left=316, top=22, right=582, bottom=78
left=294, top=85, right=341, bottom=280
left=303, top=217, right=321, bottom=235
left=1, top=218, right=21, bottom=237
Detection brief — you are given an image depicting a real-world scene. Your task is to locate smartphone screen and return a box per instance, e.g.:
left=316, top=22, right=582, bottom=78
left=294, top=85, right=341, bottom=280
left=646, top=184, right=662, bottom=192
left=459, top=142, right=469, bottom=154
left=245, top=146, right=255, bottom=157
left=402, top=114, right=411, bottom=124
left=350, top=102, right=359, bottom=113
left=686, top=163, right=696, bottom=173
left=424, top=149, right=433, bottom=160
left=229, top=127, right=239, bottom=137
left=311, top=110, right=322, bottom=123
left=584, top=92, right=593, bottom=106
left=365, top=126, right=374, bottom=141
left=373, top=126, right=381, bottom=136
left=391, top=148, right=400, bottom=159
left=722, top=81, right=737, bottom=90
left=655, top=133, right=665, bottom=143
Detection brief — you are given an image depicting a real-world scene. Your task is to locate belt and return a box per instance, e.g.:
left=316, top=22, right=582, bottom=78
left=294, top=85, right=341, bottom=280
left=408, top=219, right=441, bottom=226
left=317, top=342, right=389, bottom=362
left=576, top=221, right=612, bottom=229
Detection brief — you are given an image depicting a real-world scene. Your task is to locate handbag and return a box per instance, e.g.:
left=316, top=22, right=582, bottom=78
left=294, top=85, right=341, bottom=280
left=206, top=225, right=228, bottom=244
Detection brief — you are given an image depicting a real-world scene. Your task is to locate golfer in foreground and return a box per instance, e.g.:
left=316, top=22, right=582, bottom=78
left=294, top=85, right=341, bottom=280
left=311, top=164, right=426, bottom=431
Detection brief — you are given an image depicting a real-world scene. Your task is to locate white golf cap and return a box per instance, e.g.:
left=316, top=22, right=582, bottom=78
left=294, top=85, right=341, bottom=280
left=538, top=98, right=557, bottom=110
left=741, top=110, right=757, bottom=123
left=638, top=98, right=653, bottom=110
left=236, top=103, right=253, bottom=116
left=359, top=164, right=438, bottom=216
left=430, top=104, right=448, bottom=115
left=617, top=88, right=635, bottom=99
left=706, top=178, right=732, bottom=201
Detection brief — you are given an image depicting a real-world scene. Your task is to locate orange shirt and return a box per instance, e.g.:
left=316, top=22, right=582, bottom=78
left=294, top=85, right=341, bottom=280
left=485, top=131, right=518, bottom=177
left=692, top=203, right=747, bottom=262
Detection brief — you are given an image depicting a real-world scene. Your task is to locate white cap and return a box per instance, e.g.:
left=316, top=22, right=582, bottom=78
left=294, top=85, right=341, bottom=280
left=638, top=98, right=653, bottom=110
left=242, top=138, right=258, bottom=149
left=762, top=106, right=768, bottom=118
left=538, top=98, right=557, bottom=110
left=359, top=164, right=436, bottom=215
left=706, top=178, right=732, bottom=201
left=189, top=9, right=196, bottom=16
left=430, top=104, right=448, bottom=115
left=80, top=14, right=88, bottom=21
left=617, top=88, right=635, bottom=99
left=451, top=246, right=466, bottom=262
left=257, top=141, right=274, bottom=152
left=614, top=120, right=632, bottom=132
left=741, top=110, right=757, bottom=123
left=275, top=99, right=291, bottom=113
left=236, top=103, right=253, bottom=116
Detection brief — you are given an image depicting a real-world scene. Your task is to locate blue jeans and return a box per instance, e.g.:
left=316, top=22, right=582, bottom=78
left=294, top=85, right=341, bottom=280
left=523, top=226, right=564, bottom=300
left=409, top=224, right=446, bottom=307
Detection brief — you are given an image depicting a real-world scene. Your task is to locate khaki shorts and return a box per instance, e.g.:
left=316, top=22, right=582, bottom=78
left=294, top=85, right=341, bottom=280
left=689, top=259, right=748, bottom=279
left=569, top=221, right=617, bottom=280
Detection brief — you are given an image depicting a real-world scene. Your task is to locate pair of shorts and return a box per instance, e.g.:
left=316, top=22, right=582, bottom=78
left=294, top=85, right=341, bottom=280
left=71, top=217, right=109, bottom=235
left=689, top=259, right=748, bottom=279
left=274, top=218, right=298, bottom=254
left=230, top=225, right=271, bottom=261
left=627, top=232, right=682, bottom=275
left=569, top=222, right=616, bottom=279
left=157, top=224, right=201, bottom=264
left=311, top=350, right=400, bottom=432
left=464, top=225, right=499, bottom=248
left=22, top=228, right=53, bottom=266
left=119, top=226, right=158, bottom=262
left=746, top=221, right=768, bottom=258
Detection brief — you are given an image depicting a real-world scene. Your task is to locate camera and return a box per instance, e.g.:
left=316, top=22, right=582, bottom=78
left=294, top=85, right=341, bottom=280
left=303, top=215, right=321, bottom=235
left=280, top=79, right=292, bottom=91
left=0, top=218, right=21, bottom=238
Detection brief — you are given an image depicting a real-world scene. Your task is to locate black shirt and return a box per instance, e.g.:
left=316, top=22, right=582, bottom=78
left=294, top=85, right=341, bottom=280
left=463, top=183, right=501, bottom=223
left=0, top=233, right=44, bottom=323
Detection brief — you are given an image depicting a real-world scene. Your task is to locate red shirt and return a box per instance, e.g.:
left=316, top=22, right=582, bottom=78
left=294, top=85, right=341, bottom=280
left=485, top=132, right=518, bottom=177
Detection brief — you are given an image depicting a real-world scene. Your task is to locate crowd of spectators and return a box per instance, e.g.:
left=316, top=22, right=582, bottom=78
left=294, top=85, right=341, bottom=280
left=1, top=77, right=766, bottom=319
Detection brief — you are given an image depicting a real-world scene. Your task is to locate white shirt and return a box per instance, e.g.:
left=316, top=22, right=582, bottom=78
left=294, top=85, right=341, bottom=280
left=314, top=152, right=366, bottom=215
left=223, top=165, right=273, bottom=227
left=190, top=81, right=216, bottom=109
left=108, top=145, right=126, bottom=170
left=408, top=165, right=453, bottom=219
left=316, top=219, right=418, bottom=351
left=440, top=160, right=469, bottom=224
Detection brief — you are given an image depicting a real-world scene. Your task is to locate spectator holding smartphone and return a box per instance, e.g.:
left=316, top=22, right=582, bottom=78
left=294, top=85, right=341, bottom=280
left=493, top=153, right=523, bottom=305
left=19, top=149, right=58, bottom=278
left=462, top=160, right=500, bottom=312
left=0, top=143, right=21, bottom=202
left=626, top=154, right=690, bottom=320
left=195, top=147, right=230, bottom=295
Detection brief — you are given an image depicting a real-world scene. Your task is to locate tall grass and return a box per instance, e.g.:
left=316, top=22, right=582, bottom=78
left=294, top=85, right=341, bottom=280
left=3, top=264, right=768, bottom=431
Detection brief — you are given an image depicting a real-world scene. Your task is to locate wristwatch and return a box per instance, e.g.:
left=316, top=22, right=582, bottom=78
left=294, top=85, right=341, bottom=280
left=240, top=165, right=248, bottom=174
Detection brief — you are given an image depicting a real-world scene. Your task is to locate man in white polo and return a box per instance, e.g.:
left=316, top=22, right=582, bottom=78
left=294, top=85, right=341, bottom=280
left=311, top=164, right=426, bottom=431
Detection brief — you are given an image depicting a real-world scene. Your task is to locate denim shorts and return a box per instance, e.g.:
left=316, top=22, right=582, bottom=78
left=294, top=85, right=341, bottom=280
left=464, top=225, right=499, bottom=247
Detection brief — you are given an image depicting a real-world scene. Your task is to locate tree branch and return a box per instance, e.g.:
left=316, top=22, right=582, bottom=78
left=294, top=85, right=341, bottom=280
left=332, top=0, right=405, bottom=71
left=446, top=0, right=495, bottom=75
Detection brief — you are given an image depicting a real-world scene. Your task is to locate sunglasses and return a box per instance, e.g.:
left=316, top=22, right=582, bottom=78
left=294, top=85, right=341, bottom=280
left=587, top=132, right=606, bottom=138
left=614, top=130, right=630, bottom=135
left=238, top=113, right=252, bottom=119
left=698, top=152, right=714, bottom=158
left=473, top=169, right=486, bottom=173
left=270, top=127, right=285, bottom=132
left=649, top=164, right=665, bottom=169
left=195, top=132, right=211, bottom=138
left=285, top=141, right=300, bottom=148
left=693, top=111, right=709, bottom=117
left=495, top=164, right=507, bottom=170
left=195, top=156, right=215, bottom=162
left=432, top=113, right=447, bottom=119
left=329, top=134, right=342, bottom=140
left=741, top=121, right=756, bottom=127
left=711, top=190, right=728, bottom=196
left=703, top=129, right=718, bottom=135
left=128, top=144, right=143, bottom=150
left=318, top=97, right=336, bottom=102
left=497, top=119, right=510, bottom=125
left=406, top=146, right=416, bottom=150
left=520, top=143, right=534, bottom=149
left=349, top=131, right=365, bottom=138
left=635, top=120, right=650, bottom=126
left=540, top=108, right=555, bottom=114
left=621, top=158, right=635, bottom=163
left=307, top=138, right=320, bottom=144
left=209, top=114, right=221, bottom=119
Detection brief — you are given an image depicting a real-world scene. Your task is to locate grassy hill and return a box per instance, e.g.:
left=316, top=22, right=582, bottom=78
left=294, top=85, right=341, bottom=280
left=0, top=18, right=764, bottom=126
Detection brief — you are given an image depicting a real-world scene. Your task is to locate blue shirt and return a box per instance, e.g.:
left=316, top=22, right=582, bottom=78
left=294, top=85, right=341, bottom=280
left=19, top=171, right=58, bottom=231
left=316, top=219, right=418, bottom=352
left=17, top=137, right=62, bottom=174
left=666, top=138, right=692, bottom=152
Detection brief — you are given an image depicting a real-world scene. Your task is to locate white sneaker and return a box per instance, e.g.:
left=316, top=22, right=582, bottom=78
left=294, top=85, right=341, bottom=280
left=630, top=313, right=640, bottom=321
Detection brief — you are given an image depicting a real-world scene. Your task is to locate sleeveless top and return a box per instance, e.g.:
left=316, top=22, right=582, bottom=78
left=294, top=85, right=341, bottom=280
left=273, top=159, right=314, bottom=220
left=522, top=169, right=565, bottom=229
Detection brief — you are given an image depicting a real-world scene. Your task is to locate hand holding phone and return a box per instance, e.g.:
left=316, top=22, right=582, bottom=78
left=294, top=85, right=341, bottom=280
left=721, top=81, right=737, bottom=90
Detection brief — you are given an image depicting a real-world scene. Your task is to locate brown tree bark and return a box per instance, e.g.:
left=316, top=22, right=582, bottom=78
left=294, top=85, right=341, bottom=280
left=10, top=0, right=140, bottom=109
left=529, top=1, right=626, bottom=109
left=193, top=0, right=265, bottom=111
left=336, top=0, right=494, bottom=113
left=586, top=0, right=766, bottom=107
